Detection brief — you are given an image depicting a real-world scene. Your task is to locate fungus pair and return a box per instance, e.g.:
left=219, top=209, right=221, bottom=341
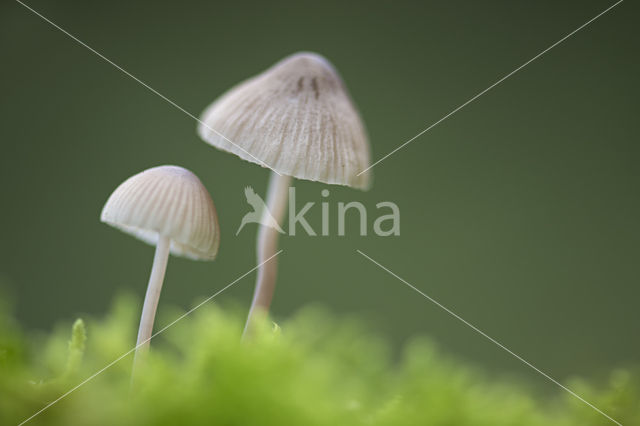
left=101, top=52, right=371, bottom=370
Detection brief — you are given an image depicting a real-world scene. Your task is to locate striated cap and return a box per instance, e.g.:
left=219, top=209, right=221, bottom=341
left=101, top=165, right=220, bottom=260
left=198, top=52, right=372, bottom=190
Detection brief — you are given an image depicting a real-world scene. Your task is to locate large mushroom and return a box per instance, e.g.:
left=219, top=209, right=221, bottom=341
left=198, top=52, right=371, bottom=334
left=101, top=165, right=220, bottom=372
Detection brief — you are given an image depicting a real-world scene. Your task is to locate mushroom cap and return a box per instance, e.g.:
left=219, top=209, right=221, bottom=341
left=198, top=52, right=372, bottom=190
left=101, top=166, right=220, bottom=261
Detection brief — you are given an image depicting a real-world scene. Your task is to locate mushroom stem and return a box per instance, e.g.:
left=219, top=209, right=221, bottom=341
left=132, top=235, right=170, bottom=373
left=243, top=171, right=291, bottom=336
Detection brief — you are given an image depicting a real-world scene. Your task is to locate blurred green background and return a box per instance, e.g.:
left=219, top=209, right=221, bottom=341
left=1, top=0, right=637, bottom=390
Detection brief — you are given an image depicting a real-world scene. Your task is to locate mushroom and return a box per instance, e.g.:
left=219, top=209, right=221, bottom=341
left=101, top=165, right=219, bottom=371
left=197, top=52, right=371, bottom=334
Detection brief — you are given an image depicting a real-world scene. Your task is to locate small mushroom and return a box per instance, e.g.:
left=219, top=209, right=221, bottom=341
left=101, top=165, right=219, bottom=371
left=198, top=52, right=371, bottom=334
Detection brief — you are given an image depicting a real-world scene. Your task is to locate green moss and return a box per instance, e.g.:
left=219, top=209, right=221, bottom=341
left=0, top=296, right=637, bottom=426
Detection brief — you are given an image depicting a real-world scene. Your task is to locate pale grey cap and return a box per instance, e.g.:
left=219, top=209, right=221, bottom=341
left=198, top=52, right=372, bottom=190
left=101, top=165, right=220, bottom=260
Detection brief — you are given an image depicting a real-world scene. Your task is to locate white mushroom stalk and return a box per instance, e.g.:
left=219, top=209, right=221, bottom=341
left=100, top=165, right=220, bottom=378
left=244, top=172, right=290, bottom=334
left=197, top=52, right=372, bottom=334
left=135, top=234, right=170, bottom=362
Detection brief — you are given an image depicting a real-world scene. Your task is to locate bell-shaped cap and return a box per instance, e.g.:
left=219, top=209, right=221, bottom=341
left=198, top=52, right=372, bottom=190
left=101, top=166, right=220, bottom=260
